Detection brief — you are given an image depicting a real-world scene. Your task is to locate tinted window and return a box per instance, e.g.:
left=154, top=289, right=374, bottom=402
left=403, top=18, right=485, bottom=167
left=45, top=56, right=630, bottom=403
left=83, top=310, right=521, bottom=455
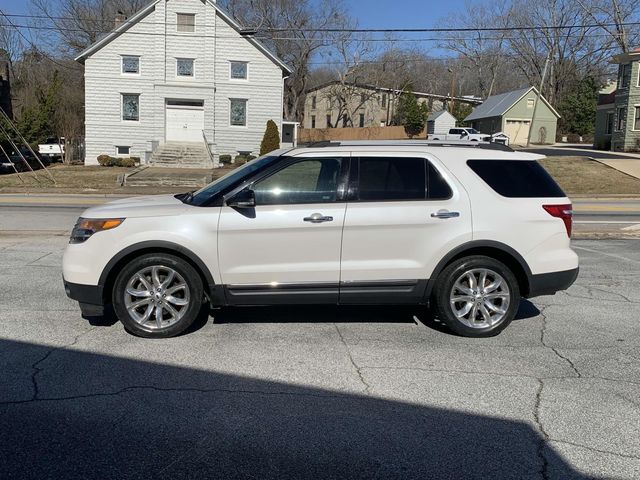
left=254, top=158, right=342, bottom=205
left=427, top=162, right=452, bottom=199
left=358, top=157, right=425, bottom=201
left=467, top=160, right=565, bottom=198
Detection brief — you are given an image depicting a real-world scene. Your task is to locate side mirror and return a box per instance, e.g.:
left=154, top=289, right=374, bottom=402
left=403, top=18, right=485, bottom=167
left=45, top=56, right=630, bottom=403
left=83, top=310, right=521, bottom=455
left=227, top=188, right=256, bottom=208
left=461, top=131, right=468, bottom=137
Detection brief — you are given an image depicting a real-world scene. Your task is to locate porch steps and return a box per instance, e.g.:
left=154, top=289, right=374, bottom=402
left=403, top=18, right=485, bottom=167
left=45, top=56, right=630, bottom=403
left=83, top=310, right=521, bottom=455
left=150, top=142, right=214, bottom=169
left=124, top=167, right=213, bottom=188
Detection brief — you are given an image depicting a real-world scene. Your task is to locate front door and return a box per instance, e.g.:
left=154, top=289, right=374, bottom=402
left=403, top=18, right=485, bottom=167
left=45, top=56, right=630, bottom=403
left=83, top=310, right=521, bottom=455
left=339, top=154, right=472, bottom=304
left=217, top=155, right=348, bottom=304
left=165, top=100, right=205, bottom=142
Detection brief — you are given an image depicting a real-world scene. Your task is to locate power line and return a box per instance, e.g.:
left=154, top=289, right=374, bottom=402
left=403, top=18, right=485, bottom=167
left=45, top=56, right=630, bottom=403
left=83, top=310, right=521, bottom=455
left=3, top=12, right=640, bottom=33
left=0, top=22, right=628, bottom=43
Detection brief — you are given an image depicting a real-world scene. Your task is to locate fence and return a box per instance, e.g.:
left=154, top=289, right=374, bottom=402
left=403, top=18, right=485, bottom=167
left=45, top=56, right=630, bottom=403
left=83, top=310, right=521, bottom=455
left=298, top=125, right=418, bottom=143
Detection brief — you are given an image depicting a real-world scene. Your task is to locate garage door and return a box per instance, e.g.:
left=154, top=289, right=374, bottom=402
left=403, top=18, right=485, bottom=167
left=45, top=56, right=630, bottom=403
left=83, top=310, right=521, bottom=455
left=166, top=100, right=205, bottom=142
left=504, top=119, right=531, bottom=146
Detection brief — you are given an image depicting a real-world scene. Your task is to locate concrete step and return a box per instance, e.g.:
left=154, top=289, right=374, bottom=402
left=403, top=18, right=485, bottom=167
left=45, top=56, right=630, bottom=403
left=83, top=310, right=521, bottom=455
left=125, top=167, right=213, bottom=188
left=150, top=142, right=213, bottom=168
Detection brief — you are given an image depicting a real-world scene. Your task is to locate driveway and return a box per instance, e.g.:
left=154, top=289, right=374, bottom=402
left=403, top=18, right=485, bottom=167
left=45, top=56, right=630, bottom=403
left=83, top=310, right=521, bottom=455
left=1, top=227, right=639, bottom=478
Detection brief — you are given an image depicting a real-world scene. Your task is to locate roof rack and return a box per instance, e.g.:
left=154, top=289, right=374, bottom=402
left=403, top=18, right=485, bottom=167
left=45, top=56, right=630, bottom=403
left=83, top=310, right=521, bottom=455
left=298, top=139, right=514, bottom=152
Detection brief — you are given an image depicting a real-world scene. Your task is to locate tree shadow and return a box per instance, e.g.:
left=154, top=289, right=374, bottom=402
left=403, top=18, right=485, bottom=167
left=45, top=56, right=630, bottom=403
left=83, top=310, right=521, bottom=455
left=0, top=338, right=586, bottom=479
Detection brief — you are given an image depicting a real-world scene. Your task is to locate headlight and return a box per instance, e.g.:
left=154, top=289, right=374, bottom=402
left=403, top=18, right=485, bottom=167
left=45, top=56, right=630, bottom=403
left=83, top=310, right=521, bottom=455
left=70, top=218, right=125, bottom=244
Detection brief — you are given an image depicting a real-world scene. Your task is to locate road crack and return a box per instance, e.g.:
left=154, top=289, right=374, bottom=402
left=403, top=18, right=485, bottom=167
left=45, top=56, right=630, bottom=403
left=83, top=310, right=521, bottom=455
left=29, top=327, right=97, bottom=401
left=533, top=379, right=550, bottom=480
left=539, top=305, right=581, bottom=378
left=334, top=324, right=371, bottom=394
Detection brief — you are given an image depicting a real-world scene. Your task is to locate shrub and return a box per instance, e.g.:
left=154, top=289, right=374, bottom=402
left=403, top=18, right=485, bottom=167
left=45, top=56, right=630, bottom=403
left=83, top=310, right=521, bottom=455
left=117, top=158, right=136, bottom=168
left=234, top=154, right=247, bottom=165
left=246, top=155, right=256, bottom=161
left=260, top=119, right=280, bottom=155
left=97, top=154, right=115, bottom=167
left=219, top=154, right=232, bottom=164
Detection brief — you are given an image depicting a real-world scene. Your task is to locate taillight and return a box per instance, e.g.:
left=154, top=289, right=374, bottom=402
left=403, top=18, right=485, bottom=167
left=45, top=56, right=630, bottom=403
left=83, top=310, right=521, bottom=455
left=543, top=204, right=573, bottom=238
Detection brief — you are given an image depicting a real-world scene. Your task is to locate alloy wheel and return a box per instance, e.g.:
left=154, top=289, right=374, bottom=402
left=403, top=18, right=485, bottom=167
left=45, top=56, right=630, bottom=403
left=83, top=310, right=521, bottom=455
left=449, top=268, right=510, bottom=329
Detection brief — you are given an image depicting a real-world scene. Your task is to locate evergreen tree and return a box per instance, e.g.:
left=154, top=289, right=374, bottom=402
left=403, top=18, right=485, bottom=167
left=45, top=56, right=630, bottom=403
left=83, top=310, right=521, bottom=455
left=557, top=76, right=600, bottom=136
left=16, top=70, right=61, bottom=145
left=396, top=87, right=428, bottom=138
left=260, top=119, right=280, bottom=156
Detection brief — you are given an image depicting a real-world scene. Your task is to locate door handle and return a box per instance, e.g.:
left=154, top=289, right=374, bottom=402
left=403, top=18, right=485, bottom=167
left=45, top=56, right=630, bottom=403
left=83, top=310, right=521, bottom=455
left=431, top=210, right=460, bottom=219
left=304, top=213, right=334, bottom=223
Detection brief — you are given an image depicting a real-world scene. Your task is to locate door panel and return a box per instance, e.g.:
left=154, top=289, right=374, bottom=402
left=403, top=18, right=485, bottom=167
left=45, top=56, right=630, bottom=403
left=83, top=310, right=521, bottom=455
left=339, top=155, right=472, bottom=303
left=217, top=156, right=347, bottom=304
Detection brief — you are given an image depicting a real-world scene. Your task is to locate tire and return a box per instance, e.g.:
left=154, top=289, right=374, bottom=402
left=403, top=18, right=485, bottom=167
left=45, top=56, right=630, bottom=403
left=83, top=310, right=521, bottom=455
left=433, top=255, right=520, bottom=337
left=112, top=253, right=204, bottom=338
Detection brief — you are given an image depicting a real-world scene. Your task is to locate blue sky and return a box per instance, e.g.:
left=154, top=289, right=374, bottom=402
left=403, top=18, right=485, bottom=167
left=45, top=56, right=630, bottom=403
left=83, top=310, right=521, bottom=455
left=2, top=0, right=455, bottom=28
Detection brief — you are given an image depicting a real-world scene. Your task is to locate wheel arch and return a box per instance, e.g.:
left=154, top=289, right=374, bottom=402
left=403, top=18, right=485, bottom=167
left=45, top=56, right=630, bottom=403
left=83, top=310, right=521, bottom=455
left=425, top=241, right=532, bottom=300
left=99, top=241, right=224, bottom=306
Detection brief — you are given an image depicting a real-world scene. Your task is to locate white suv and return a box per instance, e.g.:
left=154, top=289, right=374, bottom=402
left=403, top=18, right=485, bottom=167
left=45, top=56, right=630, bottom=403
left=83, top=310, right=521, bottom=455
left=63, top=141, right=578, bottom=338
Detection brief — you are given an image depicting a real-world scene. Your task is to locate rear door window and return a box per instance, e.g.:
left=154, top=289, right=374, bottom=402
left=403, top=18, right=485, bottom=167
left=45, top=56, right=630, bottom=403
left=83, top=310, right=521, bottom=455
left=357, top=157, right=426, bottom=201
left=467, top=159, right=565, bottom=198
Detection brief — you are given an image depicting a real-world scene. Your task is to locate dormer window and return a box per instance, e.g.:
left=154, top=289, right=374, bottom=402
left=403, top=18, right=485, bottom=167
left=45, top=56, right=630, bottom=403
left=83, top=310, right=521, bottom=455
left=121, top=55, right=139, bottom=74
left=177, top=13, right=195, bottom=33
left=230, top=61, right=248, bottom=80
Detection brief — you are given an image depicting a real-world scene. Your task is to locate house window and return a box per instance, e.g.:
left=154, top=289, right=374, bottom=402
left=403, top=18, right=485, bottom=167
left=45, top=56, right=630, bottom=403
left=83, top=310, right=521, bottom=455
left=311, top=95, right=317, bottom=109
left=635, top=106, right=640, bottom=130
left=116, top=146, right=130, bottom=156
left=311, top=115, right=316, bottom=128
left=617, top=107, right=627, bottom=131
left=121, top=55, right=139, bottom=74
left=177, top=58, right=194, bottom=77
left=606, top=112, right=613, bottom=134
left=230, top=99, right=247, bottom=126
left=326, top=114, right=332, bottom=128
left=230, top=61, right=248, bottom=80
left=382, top=94, right=387, bottom=108
left=620, top=63, right=631, bottom=89
left=177, top=13, right=195, bottom=33
left=527, top=98, right=535, bottom=108
left=122, top=94, right=139, bottom=121
left=359, top=113, right=365, bottom=127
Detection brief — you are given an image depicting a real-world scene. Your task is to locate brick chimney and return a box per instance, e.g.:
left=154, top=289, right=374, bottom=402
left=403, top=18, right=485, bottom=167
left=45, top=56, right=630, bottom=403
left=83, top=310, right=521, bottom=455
left=115, top=12, right=127, bottom=28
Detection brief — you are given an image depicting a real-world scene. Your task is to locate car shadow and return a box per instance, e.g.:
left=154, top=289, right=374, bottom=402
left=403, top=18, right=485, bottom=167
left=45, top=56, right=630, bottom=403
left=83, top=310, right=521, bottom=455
left=0, top=338, right=587, bottom=479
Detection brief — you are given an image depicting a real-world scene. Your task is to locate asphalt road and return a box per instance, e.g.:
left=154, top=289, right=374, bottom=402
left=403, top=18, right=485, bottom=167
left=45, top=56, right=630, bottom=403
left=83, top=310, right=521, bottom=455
left=1, top=217, right=640, bottom=478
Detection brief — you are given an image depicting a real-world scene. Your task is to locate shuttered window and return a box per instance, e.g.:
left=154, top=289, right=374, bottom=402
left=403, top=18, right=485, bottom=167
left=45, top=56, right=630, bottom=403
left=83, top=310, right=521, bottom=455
left=177, top=13, right=195, bottom=33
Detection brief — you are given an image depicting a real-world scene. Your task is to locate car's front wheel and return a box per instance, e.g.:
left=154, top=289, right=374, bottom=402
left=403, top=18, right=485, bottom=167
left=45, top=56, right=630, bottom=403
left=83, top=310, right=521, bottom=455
left=433, top=256, right=520, bottom=337
left=112, top=253, right=204, bottom=338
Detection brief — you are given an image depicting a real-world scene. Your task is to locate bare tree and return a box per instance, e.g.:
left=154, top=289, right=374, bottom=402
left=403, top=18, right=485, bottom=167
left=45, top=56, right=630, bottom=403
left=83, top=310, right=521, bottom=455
left=221, top=0, right=349, bottom=122
left=30, top=0, right=149, bottom=54
left=0, top=11, right=23, bottom=80
left=438, top=0, right=509, bottom=98
left=575, top=0, right=640, bottom=53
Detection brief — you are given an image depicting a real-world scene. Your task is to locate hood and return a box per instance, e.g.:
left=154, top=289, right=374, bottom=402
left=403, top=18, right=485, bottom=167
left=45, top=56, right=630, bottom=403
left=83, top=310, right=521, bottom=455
left=82, top=194, right=189, bottom=219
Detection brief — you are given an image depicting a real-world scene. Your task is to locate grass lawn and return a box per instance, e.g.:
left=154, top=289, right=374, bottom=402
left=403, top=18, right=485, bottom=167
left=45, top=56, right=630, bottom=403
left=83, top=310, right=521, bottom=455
left=539, top=156, right=640, bottom=195
left=1, top=156, right=639, bottom=196
left=0, top=164, right=235, bottom=194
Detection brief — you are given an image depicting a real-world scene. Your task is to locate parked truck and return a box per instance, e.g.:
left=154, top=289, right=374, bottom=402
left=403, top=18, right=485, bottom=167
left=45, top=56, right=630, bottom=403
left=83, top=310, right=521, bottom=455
left=430, top=128, right=492, bottom=142
left=38, top=137, right=65, bottom=160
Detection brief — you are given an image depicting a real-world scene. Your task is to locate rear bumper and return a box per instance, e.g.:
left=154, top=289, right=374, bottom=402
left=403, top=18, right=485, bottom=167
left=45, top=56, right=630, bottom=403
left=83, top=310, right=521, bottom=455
left=527, top=267, right=579, bottom=298
left=63, top=278, right=105, bottom=316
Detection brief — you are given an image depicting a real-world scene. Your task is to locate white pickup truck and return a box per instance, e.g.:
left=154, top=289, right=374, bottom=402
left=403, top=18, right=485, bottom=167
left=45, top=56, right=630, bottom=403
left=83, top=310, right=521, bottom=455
left=430, top=128, right=491, bottom=142
left=38, top=137, right=65, bottom=159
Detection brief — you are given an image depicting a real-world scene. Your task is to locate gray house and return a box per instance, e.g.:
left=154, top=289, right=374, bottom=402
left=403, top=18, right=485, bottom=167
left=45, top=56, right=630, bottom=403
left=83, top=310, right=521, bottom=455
left=594, top=49, right=640, bottom=151
left=465, top=87, right=560, bottom=145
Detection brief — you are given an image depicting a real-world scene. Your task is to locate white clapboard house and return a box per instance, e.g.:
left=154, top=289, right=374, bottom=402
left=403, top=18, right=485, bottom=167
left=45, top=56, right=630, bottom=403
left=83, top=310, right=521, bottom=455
left=75, top=0, right=291, bottom=167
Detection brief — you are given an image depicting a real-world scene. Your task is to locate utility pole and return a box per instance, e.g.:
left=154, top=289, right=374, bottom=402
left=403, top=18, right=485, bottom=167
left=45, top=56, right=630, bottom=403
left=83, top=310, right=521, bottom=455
left=526, top=53, right=551, bottom=148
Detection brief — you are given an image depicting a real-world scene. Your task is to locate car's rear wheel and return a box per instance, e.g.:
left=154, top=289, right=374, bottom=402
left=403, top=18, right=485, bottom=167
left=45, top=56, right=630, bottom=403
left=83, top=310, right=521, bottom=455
left=433, top=255, right=520, bottom=337
left=112, top=253, right=204, bottom=338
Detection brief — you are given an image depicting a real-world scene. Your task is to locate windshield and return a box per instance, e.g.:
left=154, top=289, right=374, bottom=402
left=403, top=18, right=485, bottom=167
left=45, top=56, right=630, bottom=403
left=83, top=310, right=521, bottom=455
left=466, top=128, right=479, bottom=134
left=186, top=155, right=279, bottom=206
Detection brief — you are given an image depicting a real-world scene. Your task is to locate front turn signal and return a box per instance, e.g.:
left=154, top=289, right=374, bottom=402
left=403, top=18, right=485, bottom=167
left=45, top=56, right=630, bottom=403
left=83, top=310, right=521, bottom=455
left=70, top=218, right=125, bottom=244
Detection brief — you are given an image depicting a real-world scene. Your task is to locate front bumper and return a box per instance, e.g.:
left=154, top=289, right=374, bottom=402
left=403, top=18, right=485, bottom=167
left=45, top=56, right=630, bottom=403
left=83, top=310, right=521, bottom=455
left=63, top=278, right=105, bottom=316
left=527, top=267, right=579, bottom=298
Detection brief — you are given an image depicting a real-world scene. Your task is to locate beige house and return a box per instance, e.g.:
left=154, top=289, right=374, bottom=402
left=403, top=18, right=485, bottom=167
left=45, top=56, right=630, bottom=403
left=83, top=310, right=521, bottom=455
left=303, top=81, right=481, bottom=129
